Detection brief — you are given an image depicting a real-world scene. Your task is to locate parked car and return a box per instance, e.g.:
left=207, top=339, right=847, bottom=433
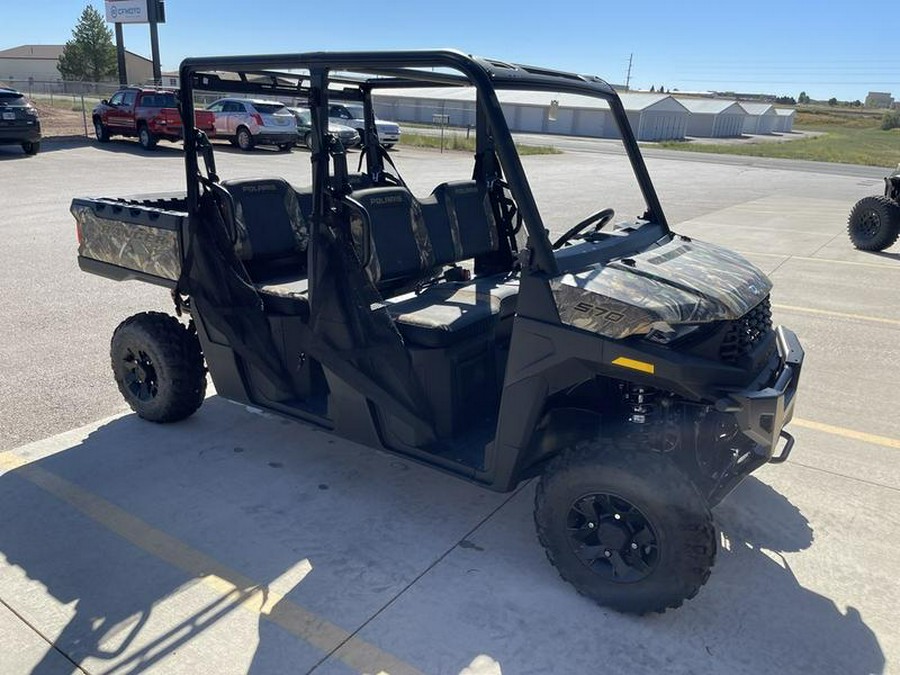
left=0, top=87, right=41, bottom=155
left=92, top=88, right=216, bottom=150
left=206, top=98, right=297, bottom=151
left=287, top=107, right=359, bottom=149
left=328, top=102, right=400, bottom=148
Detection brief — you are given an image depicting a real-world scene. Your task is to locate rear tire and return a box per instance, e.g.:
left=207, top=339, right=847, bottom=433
left=277, top=142, right=293, bottom=152
left=303, top=131, right=313, bottom=149
left=236, top=126, right=254, bottom=151
left=138, top=124, right=157, bottom=150
left=111, top=312, right=207, bottom=423
left=848, top=195, right=900, bottom=251
left=22, top=141, right=40, bottom=155
left=534, top=440, right=716, bottom=614
left=94, top=118, right=109, bottom=143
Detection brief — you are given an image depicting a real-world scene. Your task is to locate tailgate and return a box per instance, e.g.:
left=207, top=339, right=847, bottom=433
left=193, top=109, right=216, bottom=133
left=72, top=196, right=187, bottom=288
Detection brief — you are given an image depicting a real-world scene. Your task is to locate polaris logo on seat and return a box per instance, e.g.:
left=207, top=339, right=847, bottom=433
left=369, top=195, right=404, bottom=206
left=241, top=184, right=278, bottom=193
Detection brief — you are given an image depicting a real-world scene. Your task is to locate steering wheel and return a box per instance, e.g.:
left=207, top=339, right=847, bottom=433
left=552, top=208, right=616, bottom=249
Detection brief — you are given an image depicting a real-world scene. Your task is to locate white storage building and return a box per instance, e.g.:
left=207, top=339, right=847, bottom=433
left=373, top=88, right=689, bottom=141
left=678, top=98, right=747, bottom=138
left=740, top=102, right=778, bottom=134
left=773, top=108, right=796, bottom=133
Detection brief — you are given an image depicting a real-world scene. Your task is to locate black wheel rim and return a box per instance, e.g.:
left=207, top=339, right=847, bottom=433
left=856, top=210, right=881, bottom=239
left=566, top=492, right=659, bottom=583
left=122, top=348, right=159, bottom=402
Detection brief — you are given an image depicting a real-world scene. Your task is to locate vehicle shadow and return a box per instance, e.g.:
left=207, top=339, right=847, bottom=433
left=0, top=404, right=886, bottom=675
left=0, top=397, right=505, bottom=674
left=867, top=250, right=900, bottom=261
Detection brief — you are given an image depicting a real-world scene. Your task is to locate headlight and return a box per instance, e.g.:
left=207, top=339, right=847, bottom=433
left=644, top=322, right=703, bottom=345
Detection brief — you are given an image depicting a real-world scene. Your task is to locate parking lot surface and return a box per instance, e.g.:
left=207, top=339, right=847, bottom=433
left=0, top=138, right=897, bottom=674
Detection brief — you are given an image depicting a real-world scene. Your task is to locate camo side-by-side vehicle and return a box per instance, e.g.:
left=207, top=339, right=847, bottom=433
left=71, top=50, right=804, bottom=614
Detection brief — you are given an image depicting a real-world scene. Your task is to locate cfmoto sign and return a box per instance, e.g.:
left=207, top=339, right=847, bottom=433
left=105, top=0, right=149, bottom=24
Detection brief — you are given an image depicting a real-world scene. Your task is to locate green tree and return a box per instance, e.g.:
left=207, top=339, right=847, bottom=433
left=798, top=91, right=810, bottom=104
left=57, top=5, right=116, bottom=82
left=649, top=85, right=655, bottom=93
left=828, top=97, right=838, bottom=106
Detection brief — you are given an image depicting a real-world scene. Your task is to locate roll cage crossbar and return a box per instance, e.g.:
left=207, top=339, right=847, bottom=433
left=179, top=49, right=671, bottom=277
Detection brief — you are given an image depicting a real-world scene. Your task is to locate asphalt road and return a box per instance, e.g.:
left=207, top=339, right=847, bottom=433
left=1, top=136, right=898, bottom=675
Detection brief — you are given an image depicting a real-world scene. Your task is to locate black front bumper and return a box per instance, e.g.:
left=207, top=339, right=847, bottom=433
left=717, top=326, right=804, bottom=460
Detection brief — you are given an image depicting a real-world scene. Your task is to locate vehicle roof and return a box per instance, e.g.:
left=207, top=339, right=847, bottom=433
left=0, top=87, right=23, bottom=95
left=213, top=96, right=288, bottom=106
left=181, top=49, right=616, bottom=100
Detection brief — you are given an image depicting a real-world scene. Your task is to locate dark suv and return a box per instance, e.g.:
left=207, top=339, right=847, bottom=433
left=0, top=87, right=41, bottom=155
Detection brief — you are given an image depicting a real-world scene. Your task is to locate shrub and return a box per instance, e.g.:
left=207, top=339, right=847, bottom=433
left=881, top=111, right=900, bottom=131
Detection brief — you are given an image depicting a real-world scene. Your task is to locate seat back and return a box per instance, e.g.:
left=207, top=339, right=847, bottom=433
left=427, top=181, right=499, bottom=264
left=221, top=177, right=309, bottom=281
left=349, top=186, right=435, bottom=284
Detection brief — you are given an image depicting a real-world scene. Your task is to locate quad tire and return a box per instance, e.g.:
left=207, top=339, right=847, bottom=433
left=534, top=441, right=716, bottom=614
left=847, top=195, right=900, bottom=251
left=111, top=312, right=207, bottom=423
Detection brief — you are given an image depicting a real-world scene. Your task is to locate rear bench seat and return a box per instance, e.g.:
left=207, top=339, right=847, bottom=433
left=221, top=177, right=312, bottom=315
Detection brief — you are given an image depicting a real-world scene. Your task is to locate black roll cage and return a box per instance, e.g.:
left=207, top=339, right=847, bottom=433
left=178, top=49, right=671, bottom=278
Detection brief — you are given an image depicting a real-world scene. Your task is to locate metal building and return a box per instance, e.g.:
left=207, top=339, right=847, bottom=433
left=773, top=108, right=796, bottom=133
left=373, top=88, right=689, bottom=141
left=678, top=98, right=747, bottom=138
left=740, top=102, right=778, bottom=134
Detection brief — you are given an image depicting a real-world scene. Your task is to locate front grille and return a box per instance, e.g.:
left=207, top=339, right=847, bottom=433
left=720, top=296, right=772, bottom=364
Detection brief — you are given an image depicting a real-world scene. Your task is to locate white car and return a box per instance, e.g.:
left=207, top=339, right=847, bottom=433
left=328, top=102, right=401, bottom=148
left=206, top=97, right=298, bottom=151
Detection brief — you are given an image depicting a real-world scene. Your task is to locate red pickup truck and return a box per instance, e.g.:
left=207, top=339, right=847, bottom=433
left=92, top=87, right=216, bottom=150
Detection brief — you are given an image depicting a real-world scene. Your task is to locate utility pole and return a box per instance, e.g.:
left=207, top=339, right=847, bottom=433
left=625, top=53, right=633, bottom=91
left=114, top=22, right=127, bottom=85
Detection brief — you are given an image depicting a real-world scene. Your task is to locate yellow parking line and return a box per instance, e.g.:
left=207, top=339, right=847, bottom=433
left=0, top=452, right=420, bottom=675
left=792, top=418, right=900, bottom=450
left=772, top=303, right=900, bottom=327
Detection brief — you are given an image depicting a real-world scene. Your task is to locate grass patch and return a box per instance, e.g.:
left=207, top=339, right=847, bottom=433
left=399, top=131, right=561, bottom=155
left=658, top=107, right=900, bottom=167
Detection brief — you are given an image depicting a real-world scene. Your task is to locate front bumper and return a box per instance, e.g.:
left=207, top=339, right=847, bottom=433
left=717, top=326, right=804, bottom=460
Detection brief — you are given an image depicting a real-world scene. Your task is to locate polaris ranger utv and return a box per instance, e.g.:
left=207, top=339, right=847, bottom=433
left=72, top=50, right=803, bottom=614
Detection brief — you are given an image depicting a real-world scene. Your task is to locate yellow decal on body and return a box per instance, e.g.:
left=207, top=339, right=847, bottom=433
left=612, top=357, right=655, bottom=374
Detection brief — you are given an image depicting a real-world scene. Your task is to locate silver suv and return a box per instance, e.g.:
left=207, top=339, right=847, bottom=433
left=206, top=97, right=298, bottom=151
left=328, top=103, right=401, bottom=148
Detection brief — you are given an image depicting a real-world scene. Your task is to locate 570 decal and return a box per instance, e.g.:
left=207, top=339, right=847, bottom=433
left=573, top=302, right=625, bottom=323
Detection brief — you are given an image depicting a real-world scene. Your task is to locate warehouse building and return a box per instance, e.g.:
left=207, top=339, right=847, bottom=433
left=678, top=98, right=747, bottom=138
left=0, top=44, right=153, bottom=89
left=373, top=88, right=689, bottom=141
left=740, top=102, right=778, bottom=134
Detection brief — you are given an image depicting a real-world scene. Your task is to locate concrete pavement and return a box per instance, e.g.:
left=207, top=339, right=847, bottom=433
left=1, top=137, right=898, bottom=674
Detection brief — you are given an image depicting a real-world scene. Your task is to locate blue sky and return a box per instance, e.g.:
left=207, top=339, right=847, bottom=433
left=6, top=1, right=898, bottom=101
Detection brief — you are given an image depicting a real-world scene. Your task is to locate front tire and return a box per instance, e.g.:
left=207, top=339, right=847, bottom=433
left=534, top=441, right=716, bottom=614
left=138, top=124, right=157, bottom=150
left=848, top=195, right=900, bottom=251
left=111, top=312, right=207, bottom=423
left=22, top=141, right=40, bottom=155
left=236, top=126, right=254, bottom=151
left=277, top=142, right=293, bottom=152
